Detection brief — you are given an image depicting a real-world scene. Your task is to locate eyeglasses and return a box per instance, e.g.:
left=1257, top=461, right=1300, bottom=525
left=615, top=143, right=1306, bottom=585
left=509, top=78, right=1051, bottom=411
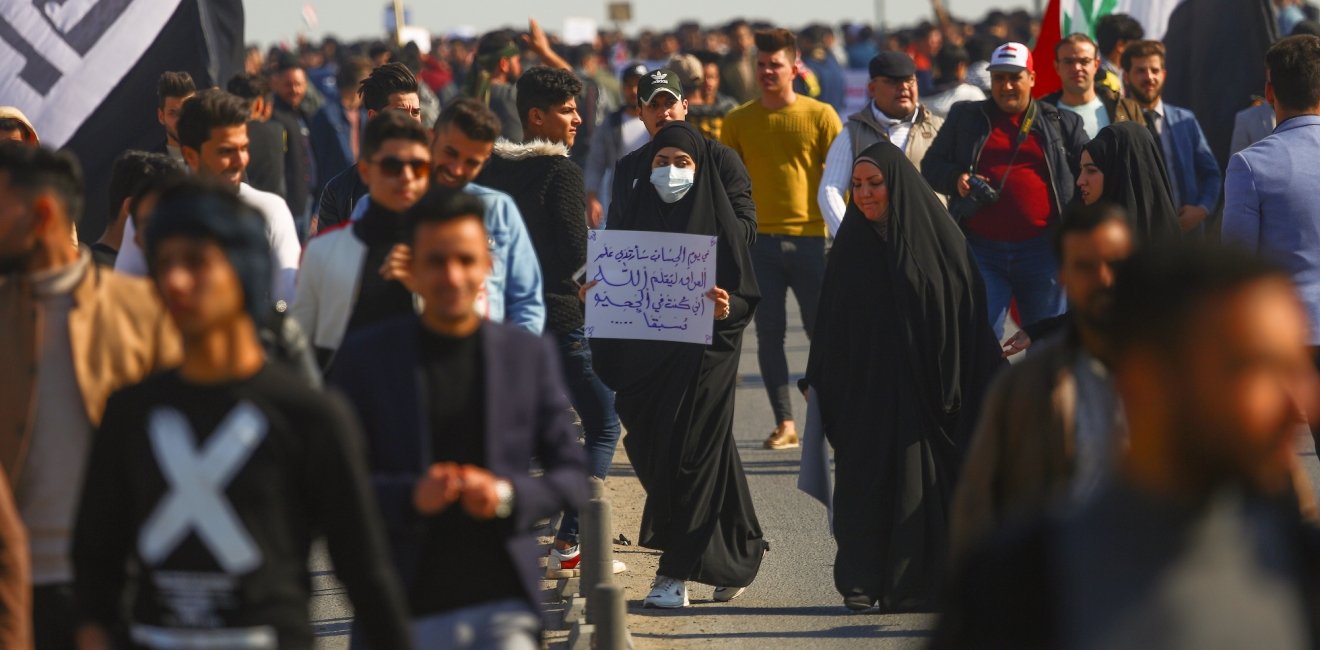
left=1058, top=57, right=1096, bottom=68
left=878, top=76, right=917, bottom=86
left=372, top=156, right=431, bottom=178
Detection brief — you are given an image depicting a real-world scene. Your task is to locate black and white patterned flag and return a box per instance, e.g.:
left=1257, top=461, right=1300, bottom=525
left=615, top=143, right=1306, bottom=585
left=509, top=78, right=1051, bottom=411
left=0, top=0, right=244, bottom=236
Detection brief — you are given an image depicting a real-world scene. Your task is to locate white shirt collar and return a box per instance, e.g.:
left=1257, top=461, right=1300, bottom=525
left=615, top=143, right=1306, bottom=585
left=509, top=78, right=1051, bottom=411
left=871, top=102, right=917, bottom=127
left=1149, top=99, right=1165, bottom=119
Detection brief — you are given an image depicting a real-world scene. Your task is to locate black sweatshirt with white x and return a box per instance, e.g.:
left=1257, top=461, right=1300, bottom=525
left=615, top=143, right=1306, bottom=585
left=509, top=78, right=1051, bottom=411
left=73, top=365, right=411, bottom=650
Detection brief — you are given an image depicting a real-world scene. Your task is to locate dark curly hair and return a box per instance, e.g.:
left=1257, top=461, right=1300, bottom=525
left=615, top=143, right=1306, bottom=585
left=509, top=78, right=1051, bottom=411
left=514, top=66, right=583, bottom=130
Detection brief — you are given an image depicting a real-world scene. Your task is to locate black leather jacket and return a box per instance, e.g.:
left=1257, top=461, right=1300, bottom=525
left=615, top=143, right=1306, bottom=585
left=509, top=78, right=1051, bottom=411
left=316, top=164, right=367, bottom=233
left=921, top=99, right=1089, bottom=219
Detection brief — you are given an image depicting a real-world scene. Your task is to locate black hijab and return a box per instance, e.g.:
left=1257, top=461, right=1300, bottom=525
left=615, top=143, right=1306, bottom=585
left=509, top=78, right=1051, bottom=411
left=592, top=122, right=767, bottom=588
left=593, top=121, right=760, bottom=391
left=805, top=141, right=1003, bottom=450
left=1083, top=121, right=1180, bottom=243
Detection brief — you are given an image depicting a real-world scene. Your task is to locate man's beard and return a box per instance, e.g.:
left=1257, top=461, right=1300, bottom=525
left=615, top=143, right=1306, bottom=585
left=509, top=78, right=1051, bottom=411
left=1129, top=83, right=1162, bottom=105
left=1074, top=295, right=1115, bottom=335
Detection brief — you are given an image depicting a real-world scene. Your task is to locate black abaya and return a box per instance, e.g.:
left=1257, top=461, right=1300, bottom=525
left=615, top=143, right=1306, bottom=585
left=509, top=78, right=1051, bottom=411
left=591, top=122, right=767, bottom=587
left=1084, top=121, right=1181, bottom=243
left=805, top=142, right=1003, bottom=611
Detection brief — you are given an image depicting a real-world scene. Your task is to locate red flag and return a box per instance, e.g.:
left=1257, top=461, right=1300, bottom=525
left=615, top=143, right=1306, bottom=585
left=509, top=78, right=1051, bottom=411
left=1032, top=0, right=1063, bottom=98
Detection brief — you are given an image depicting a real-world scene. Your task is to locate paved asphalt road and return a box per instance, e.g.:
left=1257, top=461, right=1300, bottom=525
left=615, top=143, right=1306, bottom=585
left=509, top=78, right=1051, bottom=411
left=622, top=297, right=936, bottom=648
left=310, top=297, right=1320, bottom=648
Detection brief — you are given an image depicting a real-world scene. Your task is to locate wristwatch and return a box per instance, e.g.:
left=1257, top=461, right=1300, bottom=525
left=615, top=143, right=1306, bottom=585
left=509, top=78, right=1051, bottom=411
left=494, top=480, right=515, bottom=519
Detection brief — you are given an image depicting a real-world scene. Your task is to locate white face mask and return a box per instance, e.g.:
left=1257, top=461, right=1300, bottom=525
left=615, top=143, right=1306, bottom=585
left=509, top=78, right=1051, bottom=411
left=650, top=165, right=695, bottom=203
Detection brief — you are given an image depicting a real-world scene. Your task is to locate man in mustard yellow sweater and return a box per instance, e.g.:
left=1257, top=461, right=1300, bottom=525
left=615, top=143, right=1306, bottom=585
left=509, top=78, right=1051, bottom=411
left=721, top=28, right=842, bottom=450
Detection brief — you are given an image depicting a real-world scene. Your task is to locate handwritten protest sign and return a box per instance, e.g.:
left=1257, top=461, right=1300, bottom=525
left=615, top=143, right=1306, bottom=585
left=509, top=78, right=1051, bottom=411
left=584, top=230, right=717, bottom=345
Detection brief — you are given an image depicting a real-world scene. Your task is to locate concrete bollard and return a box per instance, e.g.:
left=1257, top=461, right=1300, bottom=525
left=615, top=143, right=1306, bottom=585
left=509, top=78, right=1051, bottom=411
left=579, top=500, right=601, bottom=621
left=585, top=496, right=615, bottom=624
left=593, top=583, right=629, bottom=650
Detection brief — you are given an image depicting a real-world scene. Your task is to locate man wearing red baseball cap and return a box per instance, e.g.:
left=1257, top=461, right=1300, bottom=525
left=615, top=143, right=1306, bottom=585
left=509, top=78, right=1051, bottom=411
left=921, top=41, right=1089, bottom=343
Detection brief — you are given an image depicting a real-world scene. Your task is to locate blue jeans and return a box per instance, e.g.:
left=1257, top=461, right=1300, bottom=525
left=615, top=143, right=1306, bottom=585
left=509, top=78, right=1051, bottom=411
left=553, top=328, right=621, bottom=544
left=412, top=599, right=538, bottom=650
left=750, top=234, right=827, bottom=425
left=967, top=232, right=1067, bottom=341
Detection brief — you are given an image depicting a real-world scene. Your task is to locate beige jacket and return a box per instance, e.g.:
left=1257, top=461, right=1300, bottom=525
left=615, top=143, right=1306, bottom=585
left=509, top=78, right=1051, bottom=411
left=0, top=464, right=29, bottom=649
left=846, top=103, right=945, bottom=172
left=0, top=260, right=180, bottom=486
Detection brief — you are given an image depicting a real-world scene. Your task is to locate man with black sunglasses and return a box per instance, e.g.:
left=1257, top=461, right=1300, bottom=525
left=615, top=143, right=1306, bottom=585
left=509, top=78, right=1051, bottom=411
left=292, top=110, right=432, bottom=369
left=318, top=62, right=424, bottom=232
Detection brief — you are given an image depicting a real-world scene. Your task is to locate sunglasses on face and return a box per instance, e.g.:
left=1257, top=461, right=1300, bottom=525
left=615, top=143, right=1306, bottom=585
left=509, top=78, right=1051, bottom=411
left=372, top=156, right=431, bottom=178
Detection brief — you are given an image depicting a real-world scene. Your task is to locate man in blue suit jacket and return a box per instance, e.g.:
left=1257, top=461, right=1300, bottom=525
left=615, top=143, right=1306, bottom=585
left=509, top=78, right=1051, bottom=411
left=1224, top=35, right=1320, bottom=352
left=1122, top=40, right=1222, bottom=236
left=329, top=188, right=588, bottom=648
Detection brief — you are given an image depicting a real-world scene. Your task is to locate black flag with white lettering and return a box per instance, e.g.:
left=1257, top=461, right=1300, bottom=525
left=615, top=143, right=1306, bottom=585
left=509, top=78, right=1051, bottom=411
left=0, top=0, right=244, bottom=239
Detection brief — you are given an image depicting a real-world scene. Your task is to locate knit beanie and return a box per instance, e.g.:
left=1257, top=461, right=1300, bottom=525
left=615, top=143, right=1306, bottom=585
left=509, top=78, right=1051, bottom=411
left=145, top=183, right=272, bottom=321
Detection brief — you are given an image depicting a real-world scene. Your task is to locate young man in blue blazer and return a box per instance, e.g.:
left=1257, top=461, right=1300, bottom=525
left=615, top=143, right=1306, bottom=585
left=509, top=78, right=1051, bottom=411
left=329, top=187, right=588, bottom=649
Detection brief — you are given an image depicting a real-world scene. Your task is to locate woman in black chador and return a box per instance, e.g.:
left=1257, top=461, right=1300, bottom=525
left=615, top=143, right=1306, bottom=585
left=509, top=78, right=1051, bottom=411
left=805, top=141, right=1002, bottom=612
left=589, top=121, right=766, bottom=609
left=1076, top=120, right=1180, bottom=242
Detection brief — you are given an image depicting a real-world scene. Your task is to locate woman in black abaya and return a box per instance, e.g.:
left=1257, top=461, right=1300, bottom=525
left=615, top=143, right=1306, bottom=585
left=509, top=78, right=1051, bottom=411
left=587, top=121, right=766, bottom=608
left=1076, top=121, right=1180, bottom=242
left=1007, top=120, right=1181, bottom=355
left=805, top=142, right=1003, bottom=612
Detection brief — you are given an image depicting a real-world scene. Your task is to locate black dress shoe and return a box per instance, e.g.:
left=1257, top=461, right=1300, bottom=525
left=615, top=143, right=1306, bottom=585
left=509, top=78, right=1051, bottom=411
left=843, top=594, right=876, bottom=611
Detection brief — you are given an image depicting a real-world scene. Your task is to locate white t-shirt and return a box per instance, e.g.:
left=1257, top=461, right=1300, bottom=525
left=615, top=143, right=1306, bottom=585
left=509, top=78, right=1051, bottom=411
left=116, top=182, right=302, bottom=305
left=1059, top=95, right=1110, bottom=140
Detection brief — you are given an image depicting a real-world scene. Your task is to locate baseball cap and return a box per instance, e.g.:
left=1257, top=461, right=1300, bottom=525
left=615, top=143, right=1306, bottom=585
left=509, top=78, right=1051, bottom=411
left=638, top=68, right=684, bottom=103
left=987, top=42, right=1033, bottom=73
left=868, top=51, right=916, bottom=79
left=666, top=54, right=704, bottom=91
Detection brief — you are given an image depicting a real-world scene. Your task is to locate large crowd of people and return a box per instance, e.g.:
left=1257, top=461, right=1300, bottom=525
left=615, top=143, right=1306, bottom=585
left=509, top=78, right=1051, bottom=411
left=4, top=4, right=1320, bottom=649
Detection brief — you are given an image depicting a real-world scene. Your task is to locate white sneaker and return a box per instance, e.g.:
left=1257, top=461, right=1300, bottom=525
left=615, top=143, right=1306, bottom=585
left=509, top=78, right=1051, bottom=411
left=546, top=546, right=628, bottom=579
left=643, top=576, right=689, bottom=608
left=712, top=586, right=746, bottom=602
left=546, top=546, right=581, bottom=579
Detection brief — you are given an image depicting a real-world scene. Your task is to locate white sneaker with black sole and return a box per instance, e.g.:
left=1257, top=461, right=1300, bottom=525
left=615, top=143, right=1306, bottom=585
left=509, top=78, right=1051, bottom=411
left=643, top=576, right=689, bottom=608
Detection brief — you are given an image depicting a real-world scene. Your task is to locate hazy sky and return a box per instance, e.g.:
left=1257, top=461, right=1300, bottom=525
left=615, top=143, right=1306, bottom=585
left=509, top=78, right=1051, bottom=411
left=242, top=0, right=1035, bottom=48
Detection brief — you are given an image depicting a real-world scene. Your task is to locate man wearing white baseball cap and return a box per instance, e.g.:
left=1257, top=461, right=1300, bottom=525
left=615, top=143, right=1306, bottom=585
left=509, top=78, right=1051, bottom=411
left=922, top=42, right=1089, bottom=342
